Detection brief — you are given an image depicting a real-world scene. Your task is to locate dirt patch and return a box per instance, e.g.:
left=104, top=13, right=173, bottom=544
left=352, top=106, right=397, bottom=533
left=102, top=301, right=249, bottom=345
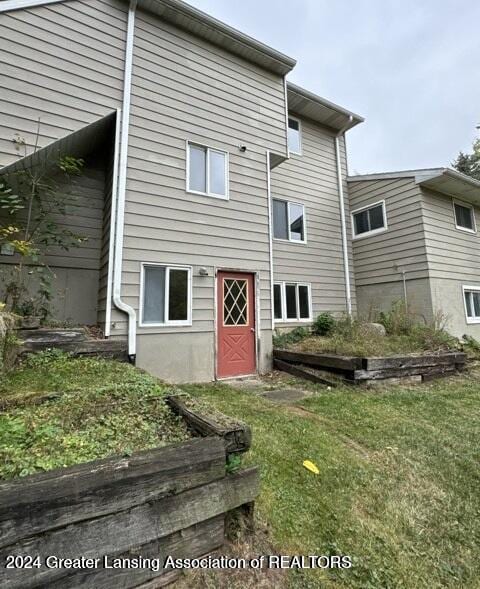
left=261, top=388, right=313, bottom=403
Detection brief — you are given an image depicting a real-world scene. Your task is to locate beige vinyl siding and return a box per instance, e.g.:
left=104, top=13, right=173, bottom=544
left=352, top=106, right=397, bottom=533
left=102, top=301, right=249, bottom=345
left=421, top=187, right=480, bottom=281
left=349, top=177, right=429, bottom=285
left=271, top=117, right=355, bottom=321
left=0, top=0, right=127, bottom=168
left=106, top=7, right=287, bottom=338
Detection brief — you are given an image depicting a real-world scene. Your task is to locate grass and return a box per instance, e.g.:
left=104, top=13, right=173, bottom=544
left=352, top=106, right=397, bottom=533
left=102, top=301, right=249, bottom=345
left=185, top=373, right=480, bottom=589
left=0, top=351, right=190, bottom=479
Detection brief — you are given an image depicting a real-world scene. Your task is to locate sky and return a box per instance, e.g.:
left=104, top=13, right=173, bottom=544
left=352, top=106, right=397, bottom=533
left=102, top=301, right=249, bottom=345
left=187, top=0, right=480, bottom=174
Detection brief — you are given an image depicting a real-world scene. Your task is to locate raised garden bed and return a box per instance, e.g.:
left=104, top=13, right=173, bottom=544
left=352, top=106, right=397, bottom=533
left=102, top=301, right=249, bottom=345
left=0, top=356, right=259, bottom=588
left=0, top=438, right=259, bottom=589
left=274, top=349, right=467, bottom=385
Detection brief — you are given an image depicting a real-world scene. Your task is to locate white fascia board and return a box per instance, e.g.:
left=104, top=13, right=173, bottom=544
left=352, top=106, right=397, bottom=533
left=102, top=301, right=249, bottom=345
left=0, top=0, right=65, bottom=13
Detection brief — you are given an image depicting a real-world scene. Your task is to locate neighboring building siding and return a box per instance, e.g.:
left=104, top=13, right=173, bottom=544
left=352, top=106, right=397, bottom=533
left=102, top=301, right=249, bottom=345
left=0, top=0, right=127, bottom=167
left=421, top=187, right=480, bottom=337
left=271, top=117, right=355, bottom=323
left=0, top=158, right=106, bottom=324
left=349, top=177, right=429, bottom=285
left=111, top=7, right=288, bottom=379
left=421, top=187, right=480, bottom=281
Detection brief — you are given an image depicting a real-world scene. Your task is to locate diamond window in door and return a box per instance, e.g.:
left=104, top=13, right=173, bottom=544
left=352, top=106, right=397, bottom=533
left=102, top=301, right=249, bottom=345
left=223, top=279, right=248, bottom=326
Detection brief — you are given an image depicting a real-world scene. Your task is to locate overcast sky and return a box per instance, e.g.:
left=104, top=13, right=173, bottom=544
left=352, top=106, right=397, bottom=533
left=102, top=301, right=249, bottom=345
left=188, top=0, right=480, bottom=174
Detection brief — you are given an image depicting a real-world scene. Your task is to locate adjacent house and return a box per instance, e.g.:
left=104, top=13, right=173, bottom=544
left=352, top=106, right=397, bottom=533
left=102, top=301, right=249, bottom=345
left=0, top=0, right=362, bottom=381
left=348, top=168, right=480, bottom=338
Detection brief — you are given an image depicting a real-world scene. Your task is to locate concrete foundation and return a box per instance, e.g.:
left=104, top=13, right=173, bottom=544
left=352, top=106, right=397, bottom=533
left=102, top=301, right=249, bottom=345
left=135, top=329, right=273, bottom=383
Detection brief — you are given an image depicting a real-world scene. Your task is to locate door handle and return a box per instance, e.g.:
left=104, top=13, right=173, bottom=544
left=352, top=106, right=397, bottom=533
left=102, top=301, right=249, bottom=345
left=250, top=328, right=255, bottom=333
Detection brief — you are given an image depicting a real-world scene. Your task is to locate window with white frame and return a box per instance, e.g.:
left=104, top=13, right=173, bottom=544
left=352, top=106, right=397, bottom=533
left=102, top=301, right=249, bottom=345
left=273, top=282, right=311, bottom=321
left=463, top=286, right=480, bottom=323
left=273, top=199, right=306, bottom=242
left=141, top=264, right=191, bottom=326
left=453, top=200, right=476, bottom=232
left=352, top=201, right=387, bottom=238
left=287, top=117, right=301, bottom=154
left=187, top=142, right=228, bottom=199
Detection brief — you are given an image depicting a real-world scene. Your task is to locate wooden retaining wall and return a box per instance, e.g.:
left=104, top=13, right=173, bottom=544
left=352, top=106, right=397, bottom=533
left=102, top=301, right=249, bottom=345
left=0, top=438, right=259, bottom=589
left=274, top=349, right=467, bottom=385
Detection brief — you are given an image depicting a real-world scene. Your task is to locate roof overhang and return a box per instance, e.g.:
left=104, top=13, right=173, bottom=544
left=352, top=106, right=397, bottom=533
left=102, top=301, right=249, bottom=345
left=0, top=113, right=116, bottom=175
left=287, top=82, right=364, bottom=133
left=416, top=168, right=480, bottom=204
left=348, top=168, right=480, bottom=205
left=0, top=0, right=297, bottom=76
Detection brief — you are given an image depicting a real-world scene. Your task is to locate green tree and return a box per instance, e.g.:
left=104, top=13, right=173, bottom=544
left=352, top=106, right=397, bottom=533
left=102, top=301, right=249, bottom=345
left=452, top=136, right=480, bottom=180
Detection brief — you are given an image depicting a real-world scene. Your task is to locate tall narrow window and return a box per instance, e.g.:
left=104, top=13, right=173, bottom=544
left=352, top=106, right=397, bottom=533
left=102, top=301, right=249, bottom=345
left=187, top=142, right=228, bottom=199
left=273, top=282, right=311, bottom=322
left=454, top=201, right=476, bottom=232
left=288, top=117, right=301, bottom=154
left=272, top=199, right=306, bottom=243
left=141, top=265, right=191, bottom=326
left=352, top=201, right=387, bottom=237
left=273, top=284, right=283, bottom=319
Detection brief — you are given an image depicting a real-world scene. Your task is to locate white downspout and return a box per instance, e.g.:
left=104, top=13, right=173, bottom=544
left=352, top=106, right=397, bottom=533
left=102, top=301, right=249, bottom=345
left=266, top=151, right=274, bottom=331
left=112, top=0, right=137, bottom=358
left=104, top=108, right=121, bottom=337
left=334, top=116, right=354, bottom=316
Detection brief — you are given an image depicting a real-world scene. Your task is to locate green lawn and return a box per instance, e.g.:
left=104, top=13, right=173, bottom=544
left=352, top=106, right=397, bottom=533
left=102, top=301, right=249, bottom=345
left=0, top=351, right=189, bottom=479
left=184, top=374, right=480, bottom=589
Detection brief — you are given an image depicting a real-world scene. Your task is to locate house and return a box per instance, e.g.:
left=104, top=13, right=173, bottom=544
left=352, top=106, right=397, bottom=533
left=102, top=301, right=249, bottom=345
left=348, top=168, right=480, bottom=338
left=0, top=0, right=362, bottom=382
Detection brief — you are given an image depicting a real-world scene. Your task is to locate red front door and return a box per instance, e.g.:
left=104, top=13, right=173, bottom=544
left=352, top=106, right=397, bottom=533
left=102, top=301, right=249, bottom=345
left=217, top=271, right=256, bottom=378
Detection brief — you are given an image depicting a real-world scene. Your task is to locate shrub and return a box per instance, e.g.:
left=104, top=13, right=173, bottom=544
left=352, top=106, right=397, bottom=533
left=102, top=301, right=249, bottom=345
left=312, top=312, right=336, bottom=336
left=378, top=301, right=413, bottom=335
left=273, top=326, right=309, bottom=348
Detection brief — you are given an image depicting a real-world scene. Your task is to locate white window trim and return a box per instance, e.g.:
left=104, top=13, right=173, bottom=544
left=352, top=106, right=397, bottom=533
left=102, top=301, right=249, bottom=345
left=453, top=199, right=477, bottom=234
left=273, top=199, right=307, bottom=244
left=287, top=115, right=302, bottom=156
left=186, top=140, right=229, bottom=200
left=462, top=285, right=480, bottom=324
left=351, top=199, right=388, bottom=240
left=139, top=263, right=192, bottom=327
left=273, top=281, right=312, bottom=323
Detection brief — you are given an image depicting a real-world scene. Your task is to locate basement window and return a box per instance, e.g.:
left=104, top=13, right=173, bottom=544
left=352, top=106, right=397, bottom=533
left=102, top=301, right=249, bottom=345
left=273, top=282, right=311, bottom=322
left=141, top=264, right=192, bottom=326
left=463, top=286, right=480, bottom=324
left=273, top=199, right=306, bottom=242
left=287, top=117, right=302, bottom=155
left=187, top=142, right=229, bottom=199
left=352, top=201, right=387, bottom=238
left=453, top=200, right=476, bottom=233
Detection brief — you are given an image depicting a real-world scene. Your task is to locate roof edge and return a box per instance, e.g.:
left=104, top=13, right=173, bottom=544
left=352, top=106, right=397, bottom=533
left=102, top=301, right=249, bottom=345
left=287, top=82, right=364, bottom=130
left=348, top=167, right=480, bottom=190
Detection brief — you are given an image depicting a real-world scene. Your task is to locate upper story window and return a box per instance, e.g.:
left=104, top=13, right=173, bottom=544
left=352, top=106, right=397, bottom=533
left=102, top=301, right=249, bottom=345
left=453, top=200, right=476, bottom=233
left=187, top=142, right=229, bottom=199
left=463, top=286, right=480, bottom=324
left=273, top=282, right=311, bottom=322
left=140, top=264, right=192, bottom=327
left=273, top=199, right=306, bottom=243
left=287, top=117, right=302, bottom=155
left=352, top=200, right=387, bottom=238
